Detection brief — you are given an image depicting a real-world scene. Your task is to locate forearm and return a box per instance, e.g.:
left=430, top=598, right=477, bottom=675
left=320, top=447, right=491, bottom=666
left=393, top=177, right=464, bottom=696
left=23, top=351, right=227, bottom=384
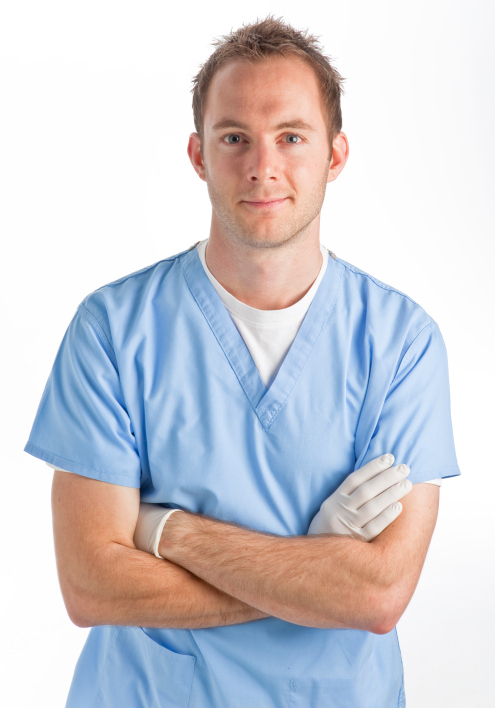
left=63, top=541, right=269, bottom=629
left=159, top=512, right=390, bottom=633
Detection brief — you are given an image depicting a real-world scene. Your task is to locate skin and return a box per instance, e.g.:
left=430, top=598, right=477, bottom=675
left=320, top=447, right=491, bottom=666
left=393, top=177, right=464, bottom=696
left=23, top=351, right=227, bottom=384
left=52, top=53, right=440, bottom=634
left=157, top=484, right=439, bottom=632
left=52, top=469, right=438, bottom=633
left=187, top=53, right=349, bottom=309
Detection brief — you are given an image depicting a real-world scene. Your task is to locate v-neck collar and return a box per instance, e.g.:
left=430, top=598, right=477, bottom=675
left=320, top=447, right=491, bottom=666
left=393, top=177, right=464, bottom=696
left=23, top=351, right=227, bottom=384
left=180, top=244, right=344, bottom=430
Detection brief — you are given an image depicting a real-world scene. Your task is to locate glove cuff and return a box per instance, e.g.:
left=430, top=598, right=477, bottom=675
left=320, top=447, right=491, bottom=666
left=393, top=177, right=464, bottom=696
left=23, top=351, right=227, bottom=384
left=153, top=509, right=183, bottom=558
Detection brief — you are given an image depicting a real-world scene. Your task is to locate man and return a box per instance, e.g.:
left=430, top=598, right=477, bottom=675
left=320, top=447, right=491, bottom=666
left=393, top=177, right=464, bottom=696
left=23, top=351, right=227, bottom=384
left=25, top=16, right=460, bottom=708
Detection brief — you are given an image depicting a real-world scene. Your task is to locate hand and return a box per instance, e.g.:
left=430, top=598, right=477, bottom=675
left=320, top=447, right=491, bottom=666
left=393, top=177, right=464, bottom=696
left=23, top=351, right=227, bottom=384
left=307, top=454, right=412, bottom=542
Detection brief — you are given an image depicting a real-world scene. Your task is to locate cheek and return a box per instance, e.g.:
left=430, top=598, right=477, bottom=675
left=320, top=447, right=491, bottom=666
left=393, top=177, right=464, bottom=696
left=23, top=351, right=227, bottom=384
left=279, top=146, right=326, bottom=178
left=211, top=146, right=243, bottom=169
left=284, top=160, right=325, bottom=192
left=208, top=154, right=244, bottom=188
left=299, top=153, right=330, bottom=186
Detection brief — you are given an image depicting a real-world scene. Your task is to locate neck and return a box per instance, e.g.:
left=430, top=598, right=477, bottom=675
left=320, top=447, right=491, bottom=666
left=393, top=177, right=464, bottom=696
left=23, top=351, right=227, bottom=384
left=205, top=221, right=323, bottom=311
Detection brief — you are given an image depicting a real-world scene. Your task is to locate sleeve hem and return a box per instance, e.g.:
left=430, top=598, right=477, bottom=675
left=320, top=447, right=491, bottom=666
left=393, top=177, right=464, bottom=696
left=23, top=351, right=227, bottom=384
left=408, top=465, right=461, bottom=485
left=24, top=441, right=141, bottom=489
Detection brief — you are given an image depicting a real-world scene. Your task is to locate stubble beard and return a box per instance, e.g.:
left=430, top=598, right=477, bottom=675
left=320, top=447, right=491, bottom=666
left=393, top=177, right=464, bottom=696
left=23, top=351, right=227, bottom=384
left=204, top=163, right=330, bottom=251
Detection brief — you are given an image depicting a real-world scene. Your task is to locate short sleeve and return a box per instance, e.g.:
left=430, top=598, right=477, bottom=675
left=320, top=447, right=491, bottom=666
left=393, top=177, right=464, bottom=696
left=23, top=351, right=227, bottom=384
left=24, top=304, right=141, bottom=488
left=358, top=320, right=461, bottom=484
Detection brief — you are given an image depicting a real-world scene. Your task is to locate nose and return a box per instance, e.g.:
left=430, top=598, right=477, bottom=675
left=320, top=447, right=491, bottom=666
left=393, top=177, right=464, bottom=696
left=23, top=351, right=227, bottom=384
left=246, top=139, right=279, bottom=184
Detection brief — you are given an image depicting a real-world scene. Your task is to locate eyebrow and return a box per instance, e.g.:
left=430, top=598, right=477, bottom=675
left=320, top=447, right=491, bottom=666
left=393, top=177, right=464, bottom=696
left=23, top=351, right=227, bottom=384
left=211, top=118, right=317, bottom=132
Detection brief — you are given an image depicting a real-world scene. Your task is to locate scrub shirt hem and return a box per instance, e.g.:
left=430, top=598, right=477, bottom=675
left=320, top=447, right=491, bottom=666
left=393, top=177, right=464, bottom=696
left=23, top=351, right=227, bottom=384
left=408, top=464, right=460, bottom=485
left=24, top=442, right=141, bottom=488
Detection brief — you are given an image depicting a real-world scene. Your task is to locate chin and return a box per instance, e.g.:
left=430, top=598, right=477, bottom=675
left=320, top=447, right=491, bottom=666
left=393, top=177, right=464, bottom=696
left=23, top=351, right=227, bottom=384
left=239, top=230, right=296, bottom=250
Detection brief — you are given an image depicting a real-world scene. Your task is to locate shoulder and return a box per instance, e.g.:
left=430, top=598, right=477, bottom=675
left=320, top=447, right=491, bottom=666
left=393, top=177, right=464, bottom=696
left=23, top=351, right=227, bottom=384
left=333, top=254, right=439, bottom=356
left=74, top=246, right=192, bottom=343
left=83, top=246, right=191, bottom=304
left=336, top=255, right=421, bottom=306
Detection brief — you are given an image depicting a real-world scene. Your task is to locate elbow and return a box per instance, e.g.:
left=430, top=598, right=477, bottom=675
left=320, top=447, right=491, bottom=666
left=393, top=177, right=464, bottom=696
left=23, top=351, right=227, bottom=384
left=317, top=589, right=400, bottom=634
left=371, top=618, right=397, bottom=636
left=60, top=579, right=100, bottom=629
left=66, top=593, right=102, bottom=629
left=68, top=607, right=93, bottom=629
left=57, top=543, right=125, bottom=629
left=372, top=607, right=403, bottom=635
left=370, top=587, right=407, bottom=635
left=367, top=614, right=397, bottom=637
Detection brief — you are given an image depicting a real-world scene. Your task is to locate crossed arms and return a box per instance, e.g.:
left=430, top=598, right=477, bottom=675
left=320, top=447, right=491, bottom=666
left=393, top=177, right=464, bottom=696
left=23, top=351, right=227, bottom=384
left=51, top=468, right=439, bottom=635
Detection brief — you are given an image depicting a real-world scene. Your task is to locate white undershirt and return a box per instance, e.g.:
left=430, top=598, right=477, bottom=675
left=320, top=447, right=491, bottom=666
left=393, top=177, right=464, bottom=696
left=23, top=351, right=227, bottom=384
left=197, top=238, right=329, bottom=389
left=47, top=240, right=441, bottom=487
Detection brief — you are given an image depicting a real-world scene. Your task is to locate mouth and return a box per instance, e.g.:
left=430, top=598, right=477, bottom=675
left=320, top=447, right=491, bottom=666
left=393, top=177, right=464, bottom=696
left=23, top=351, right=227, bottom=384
left=241, top=198, right=288, bottom=210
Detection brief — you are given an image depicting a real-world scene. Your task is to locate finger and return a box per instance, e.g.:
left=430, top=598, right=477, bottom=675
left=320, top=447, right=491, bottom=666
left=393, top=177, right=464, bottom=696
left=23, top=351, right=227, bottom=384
left=355, top=478, right=413, bottom=527
left=360, top=502, right=404, bottom=542
left=339, top=454, right=395, bottom=495
left=348, top=464, right=410, bottom=511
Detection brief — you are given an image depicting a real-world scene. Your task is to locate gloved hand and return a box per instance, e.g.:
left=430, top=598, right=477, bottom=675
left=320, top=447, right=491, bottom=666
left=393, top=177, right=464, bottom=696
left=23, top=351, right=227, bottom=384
left=307, top=454, right=412, bottom=542
left=133, top=504, right=183, bottom=558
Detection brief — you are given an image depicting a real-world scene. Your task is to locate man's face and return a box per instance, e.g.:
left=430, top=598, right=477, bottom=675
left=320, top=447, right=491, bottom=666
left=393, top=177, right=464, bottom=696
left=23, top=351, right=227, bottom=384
left=194, top=54, right=337, bottom=250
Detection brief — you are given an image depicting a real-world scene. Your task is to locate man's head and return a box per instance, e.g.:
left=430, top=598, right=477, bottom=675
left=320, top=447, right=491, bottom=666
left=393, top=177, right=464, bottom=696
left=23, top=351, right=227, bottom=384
left=187, top=16, right=349, bottom=251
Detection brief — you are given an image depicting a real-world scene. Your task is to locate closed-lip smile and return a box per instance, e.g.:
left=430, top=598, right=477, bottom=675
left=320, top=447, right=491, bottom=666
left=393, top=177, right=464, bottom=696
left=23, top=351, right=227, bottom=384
left=242, top=198, right=288, bottom=208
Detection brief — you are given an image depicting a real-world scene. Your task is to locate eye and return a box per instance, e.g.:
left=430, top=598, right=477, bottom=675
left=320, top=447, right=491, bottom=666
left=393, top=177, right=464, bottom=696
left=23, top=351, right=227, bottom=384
left=224, top=134, right=242, bottom=144
left=285, top=134, right=302, bottom=144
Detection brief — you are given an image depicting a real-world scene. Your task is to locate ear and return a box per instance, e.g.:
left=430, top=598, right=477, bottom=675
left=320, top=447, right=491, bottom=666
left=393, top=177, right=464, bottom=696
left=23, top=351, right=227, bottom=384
left=327, top=132, right=349, bottom=184
left=187, top=132, right=206, bottom=182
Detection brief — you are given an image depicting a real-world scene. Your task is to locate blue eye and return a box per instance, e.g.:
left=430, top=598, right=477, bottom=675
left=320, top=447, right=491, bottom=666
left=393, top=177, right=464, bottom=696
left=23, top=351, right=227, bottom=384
left=225, top=134, right=242, bottom=144
left=286, top=134, right=301, bottom=143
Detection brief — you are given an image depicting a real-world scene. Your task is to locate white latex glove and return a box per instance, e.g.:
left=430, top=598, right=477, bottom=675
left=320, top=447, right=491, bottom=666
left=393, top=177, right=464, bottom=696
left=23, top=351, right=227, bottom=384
left=133, top=504, right=183, bottom=558
left=307, top=454, right=412, bottom=542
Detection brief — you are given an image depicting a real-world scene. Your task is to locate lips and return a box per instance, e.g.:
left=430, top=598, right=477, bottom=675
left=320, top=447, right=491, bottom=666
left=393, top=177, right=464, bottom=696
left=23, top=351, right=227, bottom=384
left=241, top=198, right=289, bottom=209
left=241, top=198, right=288, bottom=211
left=243, top=198, right=286, bottom=203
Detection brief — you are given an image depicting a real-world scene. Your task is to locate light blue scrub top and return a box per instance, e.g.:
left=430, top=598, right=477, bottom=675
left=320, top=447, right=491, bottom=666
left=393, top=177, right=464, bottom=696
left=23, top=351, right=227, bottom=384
left=25, top=244, right=460, bottom=708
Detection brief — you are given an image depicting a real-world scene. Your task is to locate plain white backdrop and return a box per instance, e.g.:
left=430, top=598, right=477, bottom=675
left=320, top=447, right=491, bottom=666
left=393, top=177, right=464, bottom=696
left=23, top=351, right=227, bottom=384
left=1, top=1, right=494, bottom=706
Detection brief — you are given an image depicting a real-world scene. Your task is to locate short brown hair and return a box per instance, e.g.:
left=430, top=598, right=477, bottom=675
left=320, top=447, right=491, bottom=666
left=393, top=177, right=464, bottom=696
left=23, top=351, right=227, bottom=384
left=191, top=15, right=346, bottom=157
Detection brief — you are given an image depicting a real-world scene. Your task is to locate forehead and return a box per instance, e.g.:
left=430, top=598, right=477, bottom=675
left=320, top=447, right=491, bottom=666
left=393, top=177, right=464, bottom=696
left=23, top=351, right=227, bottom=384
left=203, top=54, right=326, bottom=128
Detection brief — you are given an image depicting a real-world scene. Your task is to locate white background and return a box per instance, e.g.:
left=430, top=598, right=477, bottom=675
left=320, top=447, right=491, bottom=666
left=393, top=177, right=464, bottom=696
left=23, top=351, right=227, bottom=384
left=1, top=1, right=494, bottom=706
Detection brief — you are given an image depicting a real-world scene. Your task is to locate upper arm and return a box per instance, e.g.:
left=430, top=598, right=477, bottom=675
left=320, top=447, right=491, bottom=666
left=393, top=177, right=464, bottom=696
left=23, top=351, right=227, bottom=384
left=355, top=320, right=460, bottom=486
left=26, top=307, right=142, bottom=488
left=51, top=469, right=140, bottom=624
left=370, top=482, right=440, bottom=633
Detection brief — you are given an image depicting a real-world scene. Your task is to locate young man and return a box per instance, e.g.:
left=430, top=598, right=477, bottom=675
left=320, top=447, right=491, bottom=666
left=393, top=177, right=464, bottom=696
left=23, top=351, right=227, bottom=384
left=25, top=16, right=459, bottom=708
